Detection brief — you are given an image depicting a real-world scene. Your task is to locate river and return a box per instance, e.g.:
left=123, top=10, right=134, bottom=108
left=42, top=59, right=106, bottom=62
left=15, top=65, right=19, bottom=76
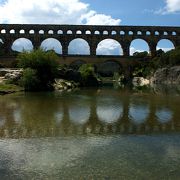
left=0, top=86, right=180, bottom=179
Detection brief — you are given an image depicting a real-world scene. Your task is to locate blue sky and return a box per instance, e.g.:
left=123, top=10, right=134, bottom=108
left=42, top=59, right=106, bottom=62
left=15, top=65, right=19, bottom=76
left=82, top=0, right=180, bottom=26
left=0, top=0, right=179, bottom=54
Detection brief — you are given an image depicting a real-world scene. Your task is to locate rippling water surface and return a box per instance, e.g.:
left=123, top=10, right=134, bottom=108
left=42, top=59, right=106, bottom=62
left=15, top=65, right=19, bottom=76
left=0, top=87, right=180, bottom=179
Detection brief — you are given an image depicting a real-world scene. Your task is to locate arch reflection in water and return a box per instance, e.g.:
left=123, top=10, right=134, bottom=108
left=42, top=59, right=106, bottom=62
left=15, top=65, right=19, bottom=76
left=0, top=116, right=5, bottom=127
left=129, top=104, right=149, bottom=124
left=156, top=108, right=173, bottom=123
left=69, top=99, right=90, bottom=125
left=13, top=109, right=22, bottom=124
left=97, top=97, right=123, bottom=124
left=54, top=109, right=63, bottom=125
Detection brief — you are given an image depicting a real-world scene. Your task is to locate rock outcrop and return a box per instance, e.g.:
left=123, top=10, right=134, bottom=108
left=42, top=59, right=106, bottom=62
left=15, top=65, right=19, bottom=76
left=150, top=66, right=180, bottom=84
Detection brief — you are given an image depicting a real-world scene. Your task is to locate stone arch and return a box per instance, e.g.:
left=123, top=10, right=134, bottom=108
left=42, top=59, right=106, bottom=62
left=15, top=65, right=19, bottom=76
left=68, top=38, right=90, bottom=55
left=40, top=38, right=62, bottom=54
left=155, top=31, right=160, bottom=36
left=48, top=30, right=54, bottom=34
left=146, top=31, right=151, bottom=35
left=19, top=29, right=25, bottom=34
left=172, top=31, right=176, bottom=36
left=120, top=31, right=125, bottom=35
left=1, top=29, right=6, bottom=34
left=10, top=29, right=15, bottom=34
left=96, top=39, right=123, bottom=55
left=156, top=39, right=175, bottom=52
left=129, top=31, right=133, bottom=35
left=94, top=30, right=100, bottom=35
left=57, top=30, right=63, bottom=34
left=67, top=30, right=73, bottom=34
left=69, top=60, right=86, bottom=70
left=103, top=30, right=108, bottom=35
left=97, top=60, right=123, bottom=77
left=29, top=30, right=35, bottom=34
left=163, top=31, right=168, bottom=36
left=11, top=38, right=33, bottom=52
left=111, top=31, right=117, bottom=35
left=130, top=39, right=150, bottom=56
left=39, top=30, right=44, bottom=34
left=76, top=30, right=82, bottom=34
left=137, top=31, right=142, bottom=35
left=85, top=30, right=91, bottom=34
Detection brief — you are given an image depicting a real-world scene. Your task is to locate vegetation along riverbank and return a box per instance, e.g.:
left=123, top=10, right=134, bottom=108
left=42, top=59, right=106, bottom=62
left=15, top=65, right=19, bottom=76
left=0, top=47, right=180, bottom=95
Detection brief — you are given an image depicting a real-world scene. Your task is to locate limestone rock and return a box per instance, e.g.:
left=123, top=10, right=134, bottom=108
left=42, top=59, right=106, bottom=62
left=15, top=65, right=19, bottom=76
left=151, top=66, right=180, bottom=84
left=133, top=77, right=150, bottom=86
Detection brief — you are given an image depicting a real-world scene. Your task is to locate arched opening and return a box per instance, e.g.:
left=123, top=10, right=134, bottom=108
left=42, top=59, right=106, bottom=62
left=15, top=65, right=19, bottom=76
left=11, top=38, right=33, bottom=52
left=97, top=61, right=123, bottom=77
left=111, top=31, right=117, bottom=35
left=156, top=39, right=175, bottom=52
left=129, top=31, right=133, bottom=35
left=1, top=29, right=6, bottom=34
left=29, top=30, right=35, bottom=34
left=57, top=30, right=63, bottom=34
left=130, top=39, right=150, bottom=56
left=137, top=31, right=142, bottom=35
left=146, top=31, right=151, bottom=35
left=0, top=38, right=4, bottom=55
left=41, top=38, right=62, bottom=54
left=163, top=31, right=168, bottom=36
left=120, top=31, right=125, bottom=35
left=94, top=30, right=100, bottom=35
left=69, top=60, right=86, bottom=70
left=68, top=38, right=90, bottom=55
left=10, top=29, right=15, bottom=34
left=96, top=39, right=123, bottom=56
left=76, top=30, right=82, bottom=34
left=48, top=30, right=54, bottom=34
left=39, top=30, right=44, bottom=34
left=155, top=31, right=159, bottom=36
left=103, top=30, right=108, bottom=35
left=172, top=31, right=176, bottom=36
left=67, top=30, right=73, bottom=34
left=19, top=29, right=25, bottom=34
left=85, top=30, right=91, bottom=34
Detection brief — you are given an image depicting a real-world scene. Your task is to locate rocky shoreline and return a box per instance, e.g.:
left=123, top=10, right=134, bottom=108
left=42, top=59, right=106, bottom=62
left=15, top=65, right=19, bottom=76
left=0, top=66, right=180, bottom=94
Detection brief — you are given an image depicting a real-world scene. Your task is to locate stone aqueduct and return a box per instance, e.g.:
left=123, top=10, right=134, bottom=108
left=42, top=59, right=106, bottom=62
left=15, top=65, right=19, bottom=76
left=0, top=24, right=180, bottom=57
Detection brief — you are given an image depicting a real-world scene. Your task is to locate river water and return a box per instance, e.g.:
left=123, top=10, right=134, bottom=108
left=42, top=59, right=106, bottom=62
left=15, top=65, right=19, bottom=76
left=0, top=86, right=180, bottom=179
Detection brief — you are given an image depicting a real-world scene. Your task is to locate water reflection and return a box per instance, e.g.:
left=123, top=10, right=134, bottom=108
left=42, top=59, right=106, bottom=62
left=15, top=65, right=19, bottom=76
left=97, top=97, right=123, bottom=124
left=0, top=88, right=179, bottom=138
left=129, top=104, right=149, bottom=124
left=69, top=99, right=90, bottom=125
left=156, top=108, right=173, bottom=123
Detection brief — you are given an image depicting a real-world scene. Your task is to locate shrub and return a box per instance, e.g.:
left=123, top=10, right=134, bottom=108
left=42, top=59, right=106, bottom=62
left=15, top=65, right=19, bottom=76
left=78, top=64, right=95, bottom=81
left=20, top=68, right=40, bottom=91
left=18, top=49, right=59, bottom=91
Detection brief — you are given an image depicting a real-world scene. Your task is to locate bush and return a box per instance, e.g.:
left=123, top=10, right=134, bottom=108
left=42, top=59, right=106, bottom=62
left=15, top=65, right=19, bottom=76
left=133, top=51, right=148, bottom=58
left=18, top=49, right=59, bottom=91
left=78, top=64, right=95, bottom=81
left=20, top=68, right=40, bottom=91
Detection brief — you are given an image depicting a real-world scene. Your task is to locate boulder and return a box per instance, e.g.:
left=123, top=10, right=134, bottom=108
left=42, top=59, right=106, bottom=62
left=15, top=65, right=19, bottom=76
left=151, top=66, right=180, bottom=84
left=132, top=77, right=150, bottom=86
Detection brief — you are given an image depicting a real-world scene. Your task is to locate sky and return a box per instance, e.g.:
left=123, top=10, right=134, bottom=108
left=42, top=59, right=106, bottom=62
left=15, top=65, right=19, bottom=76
left=0, top=0, right=179, bottom=55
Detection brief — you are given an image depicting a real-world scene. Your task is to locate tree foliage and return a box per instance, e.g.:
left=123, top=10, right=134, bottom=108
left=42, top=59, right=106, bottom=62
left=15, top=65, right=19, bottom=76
left=18, top=49, right=59, bottom=91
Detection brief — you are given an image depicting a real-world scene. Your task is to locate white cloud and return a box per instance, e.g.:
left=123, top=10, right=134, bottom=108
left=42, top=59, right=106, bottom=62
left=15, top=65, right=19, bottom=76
left=0, top=0, right=121, bottom=54
left=156, top=0, right=180, bottom=14
left=0, top=0, right=121, bottom=25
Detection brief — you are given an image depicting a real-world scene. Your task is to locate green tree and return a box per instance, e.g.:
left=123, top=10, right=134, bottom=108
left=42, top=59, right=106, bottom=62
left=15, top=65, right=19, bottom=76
left=18, top=49, right=59, bottom=91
